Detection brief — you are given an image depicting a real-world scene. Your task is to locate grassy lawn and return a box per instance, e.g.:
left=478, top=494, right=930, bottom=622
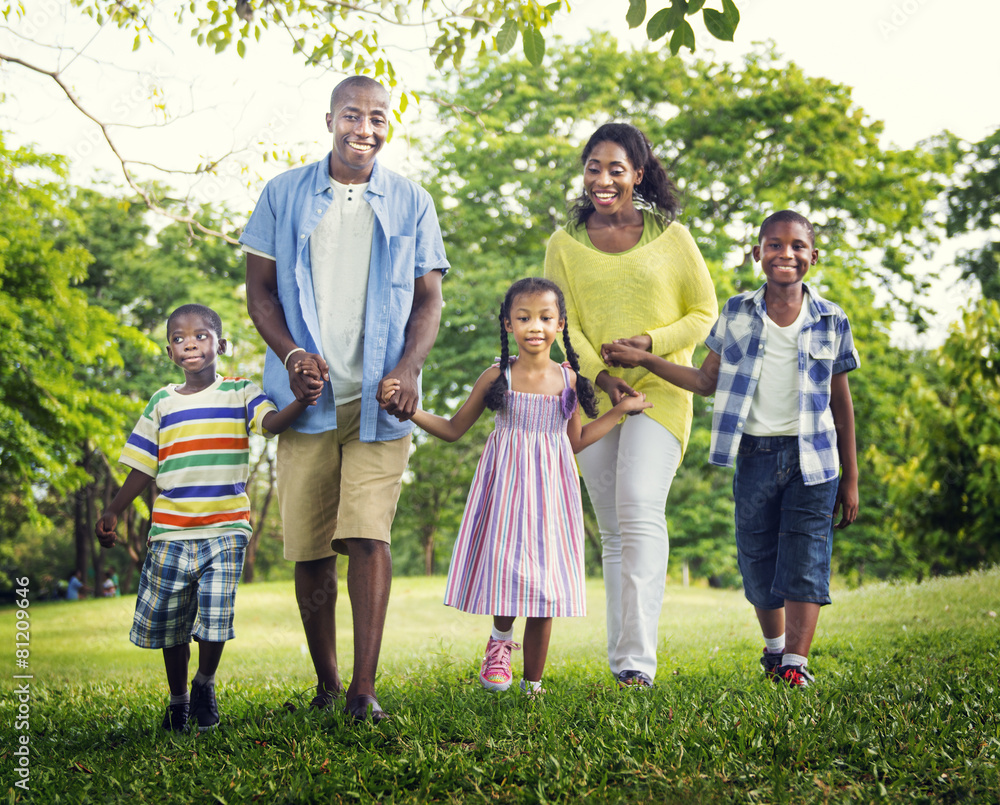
left=3, top=568, right=999, bottom=804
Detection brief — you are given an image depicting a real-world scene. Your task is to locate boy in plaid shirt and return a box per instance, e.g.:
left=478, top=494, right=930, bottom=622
left=603, top=210, right=859, bottom=687
left=97, top=304, right=320, bottom=731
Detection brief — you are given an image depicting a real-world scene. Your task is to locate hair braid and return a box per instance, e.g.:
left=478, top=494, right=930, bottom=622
left=484, top=315, right=510, bottom=412
left=561, top=329, right=599, bottom=419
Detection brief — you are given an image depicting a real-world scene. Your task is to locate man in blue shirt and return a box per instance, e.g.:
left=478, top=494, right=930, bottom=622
left=242, top=76, right=449, bottom=723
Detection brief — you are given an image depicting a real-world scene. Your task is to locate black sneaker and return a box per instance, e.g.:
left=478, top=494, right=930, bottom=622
left=189, top=680, right=220, bottom=731
left=776, top=664, right=815, bottom=688
left=760, top=649, right=783, bottom=680
left=617, top=669, right=654, bottom=689
left=161, top=701, right=189, bottom=732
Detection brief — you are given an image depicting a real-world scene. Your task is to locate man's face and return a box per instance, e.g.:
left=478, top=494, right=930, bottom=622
left=326, top=84, right=389, bottom=183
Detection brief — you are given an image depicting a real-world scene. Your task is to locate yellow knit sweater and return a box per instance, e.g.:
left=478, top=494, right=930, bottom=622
left=544, top=220, right=718, bottom=455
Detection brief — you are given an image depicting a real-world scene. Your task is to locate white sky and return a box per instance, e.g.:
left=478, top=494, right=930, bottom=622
left=2, top=0, right=998, bottom=344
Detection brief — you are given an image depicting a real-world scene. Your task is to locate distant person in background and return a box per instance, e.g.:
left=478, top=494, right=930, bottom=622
left=545, top=123, right=717, bottom=688
left=102, top=571, right=118, bottom=597
left=96, top=303, right=319, bottom=732
left=603, top=210, right=860, bottom=687
left=66, top=570, right=85, bottom=601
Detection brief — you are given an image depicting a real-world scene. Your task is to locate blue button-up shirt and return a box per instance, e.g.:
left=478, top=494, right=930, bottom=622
left=704, top=283, right=860, bottom=484
left=239, top=156, right=449, bottom=440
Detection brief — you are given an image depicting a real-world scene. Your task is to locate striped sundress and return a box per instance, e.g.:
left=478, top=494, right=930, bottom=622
left=443, top=363, right=587, bottom=618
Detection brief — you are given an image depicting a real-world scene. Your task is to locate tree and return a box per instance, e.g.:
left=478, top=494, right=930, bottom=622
left=0, top=134, right=152, bottom=591
left=0, top=2, right=739, bottom=232
left=947, top=127, right=1000, bottom=301
left=398, top=34, right=954, bottom=581
left=873, top=299, right=1000, bottom=576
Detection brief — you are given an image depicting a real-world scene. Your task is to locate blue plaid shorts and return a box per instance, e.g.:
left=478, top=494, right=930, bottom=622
left=129, top=534, right=248, bottom=649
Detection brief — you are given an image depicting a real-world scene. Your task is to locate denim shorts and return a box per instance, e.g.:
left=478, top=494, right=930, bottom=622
left=733, top=435, right=838, bottom=608
left=130, top=534, right=248, bottom=649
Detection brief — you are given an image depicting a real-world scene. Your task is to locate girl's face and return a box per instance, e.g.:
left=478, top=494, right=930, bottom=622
left=583, top=140, right=644, bottom=218
left=504, top=291, right=565, bottom=355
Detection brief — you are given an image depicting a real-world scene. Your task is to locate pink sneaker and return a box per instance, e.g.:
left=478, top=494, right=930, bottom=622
left=479, top=636, right=520, bottom=691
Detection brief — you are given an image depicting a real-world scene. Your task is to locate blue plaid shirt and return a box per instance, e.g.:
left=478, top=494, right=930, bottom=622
left=704, top=284, right=860, bottom=485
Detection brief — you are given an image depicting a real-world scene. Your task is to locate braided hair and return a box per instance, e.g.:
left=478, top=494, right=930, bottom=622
left=483, top=277, right=599, bottom=419
left=570, top=122, right=680, bottom=228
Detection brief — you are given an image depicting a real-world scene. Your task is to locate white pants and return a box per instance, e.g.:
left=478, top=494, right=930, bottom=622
left=577, top=415, right=682, bottom=680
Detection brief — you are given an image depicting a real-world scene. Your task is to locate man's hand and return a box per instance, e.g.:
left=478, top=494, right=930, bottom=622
left=380, top=367, right=419, bottom=420
left=288, top=352, right=328, bottom=404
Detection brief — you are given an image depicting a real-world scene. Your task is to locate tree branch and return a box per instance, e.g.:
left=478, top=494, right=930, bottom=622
left=0, top=51, right=240, bottom=244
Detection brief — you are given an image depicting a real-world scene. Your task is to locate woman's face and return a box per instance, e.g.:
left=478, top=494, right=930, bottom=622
left=582, top=140, right=644, bottom=218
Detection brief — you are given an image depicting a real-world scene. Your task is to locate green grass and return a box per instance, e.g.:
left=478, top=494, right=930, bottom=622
left=3, top=569, right=999, bottom=804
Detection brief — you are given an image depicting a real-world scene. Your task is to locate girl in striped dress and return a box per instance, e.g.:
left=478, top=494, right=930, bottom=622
left=380, top=278, right=651, bottom=694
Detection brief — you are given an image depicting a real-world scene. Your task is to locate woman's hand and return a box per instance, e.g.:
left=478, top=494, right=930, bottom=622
left=595, top=370, right=638, bottom=406
left=601, top=334, right=652, bottom=367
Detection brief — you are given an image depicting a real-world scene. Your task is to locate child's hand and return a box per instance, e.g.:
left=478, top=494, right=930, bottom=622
left=602, top=340, right=648, bottom=369
left=615, top=392, right=653, bottom=416
left=294, top=357, right=324, bottom=405
left=378, top=378, right=400, bottom=409
left=834, top=478, right=859, bottom=529
left=96, top=512, right=118, bottom=548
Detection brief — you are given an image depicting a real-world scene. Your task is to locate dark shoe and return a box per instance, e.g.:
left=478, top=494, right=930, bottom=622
left=189, top=679, right=220, bottom=731
left=344, top=694, right=390, bottom=724
left=617, top=669, right=654, bottom=689
left=776, top=664, right=815, bottom=688
left=760, top=649, right=783, bottom=680
left=161, top=702, right=189, bottom=732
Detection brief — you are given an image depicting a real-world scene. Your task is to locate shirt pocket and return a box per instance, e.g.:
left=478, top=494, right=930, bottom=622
left=388, top=235, right=415, bottom=291
left=806, top=335, right=835, bottom=385
left=721, top=320, right=758, bottom=365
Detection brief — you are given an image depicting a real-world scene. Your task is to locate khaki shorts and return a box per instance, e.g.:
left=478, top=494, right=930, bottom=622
left=276, top=399, right=411, bottom=561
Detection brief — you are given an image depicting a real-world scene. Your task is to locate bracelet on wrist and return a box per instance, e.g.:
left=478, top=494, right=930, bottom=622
left=283, top=347, right=305, bottom=368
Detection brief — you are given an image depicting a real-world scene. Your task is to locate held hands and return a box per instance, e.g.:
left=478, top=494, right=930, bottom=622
left=379, top=366, right=419, bottom=421
left=601, top=334, right=653, bottom=368
left=287, top=352, right=327, bottom=405
left=288, top=354, right=326, bottom=405
left=378, top=377, right=400, bottom=407
left=613, top=391, right=653, bottom=417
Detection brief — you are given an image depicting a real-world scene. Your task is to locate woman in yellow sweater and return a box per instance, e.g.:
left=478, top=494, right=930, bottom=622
left=545, top=123, right=717, bottom=688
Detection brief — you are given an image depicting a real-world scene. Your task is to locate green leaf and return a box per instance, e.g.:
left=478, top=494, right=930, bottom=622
left=703, top=0, right=740, bottom=41
left=669, top=19, right=695, bottom=53
left=646, top=8, right=671, bottom=40
left=236, top=39, right=246, bottom=58
left=626, top=0, right=646, bottom=29
left=496, top=18, right=518, bottom=55
left=687, top=0, right=706, bottom=12
left=521, top=24, right=545, bottom=66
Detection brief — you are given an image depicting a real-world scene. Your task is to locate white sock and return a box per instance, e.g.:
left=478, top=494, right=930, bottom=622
left=192, top=671, right=215, bottom=687
left=491, top=625, right=514, bottom=641
left=170, top=691, right=190, bottom=705
left=520, top=679, right=542, bottom=693
left=764, top=634, right=785, bottom=654
left=782, top=652, right=808, bottom=668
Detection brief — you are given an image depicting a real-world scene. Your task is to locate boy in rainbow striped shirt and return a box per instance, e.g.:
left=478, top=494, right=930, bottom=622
left=97, top=304, right=321, bottom=732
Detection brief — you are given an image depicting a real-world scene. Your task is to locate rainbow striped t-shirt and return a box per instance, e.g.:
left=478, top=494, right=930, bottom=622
left=119, top=376, right=278, bottom=542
